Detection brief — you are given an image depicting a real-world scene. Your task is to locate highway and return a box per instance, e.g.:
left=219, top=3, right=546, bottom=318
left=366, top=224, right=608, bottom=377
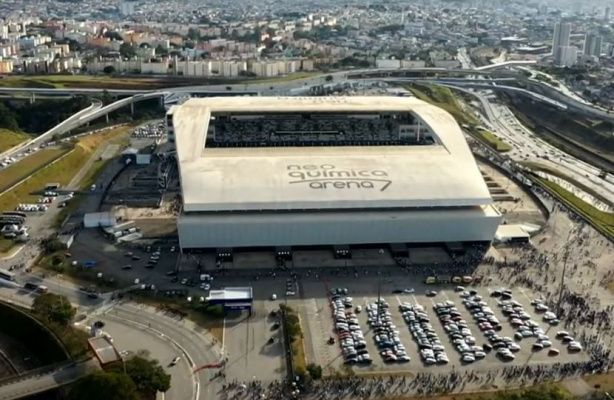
left=0, top=93, right=164, bottom=163
left=446, top=85, right=614, bottom=207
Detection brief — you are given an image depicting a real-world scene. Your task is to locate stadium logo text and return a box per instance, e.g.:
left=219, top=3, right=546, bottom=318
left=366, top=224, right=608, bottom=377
left=287, top=164, right=392, bottom=191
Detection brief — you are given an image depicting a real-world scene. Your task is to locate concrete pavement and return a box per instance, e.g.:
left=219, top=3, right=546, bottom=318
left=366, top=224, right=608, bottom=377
left=446, top=85, right=614, bottom=204
left=100, top=302, right=223, bottom=400
left=0, top=359, right=99, bottom=400
left=89, top=317, right=194, bottom=400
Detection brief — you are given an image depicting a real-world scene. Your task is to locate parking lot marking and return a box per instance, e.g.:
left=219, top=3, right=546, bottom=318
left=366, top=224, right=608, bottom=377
left=395, top=295, right=402, bottom=306
left=517, top=288, right=533, bottom=303
left=411, top=295, right=419, bottom=305
left=441, top=291, right=450, bottom=301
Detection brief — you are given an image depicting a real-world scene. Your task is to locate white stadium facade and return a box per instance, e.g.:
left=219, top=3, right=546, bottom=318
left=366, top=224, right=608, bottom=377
left=168, top=96, right=502, bottom=253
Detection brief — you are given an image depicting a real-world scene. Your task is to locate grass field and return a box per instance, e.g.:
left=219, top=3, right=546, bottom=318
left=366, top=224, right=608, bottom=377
left=520, top=161, right=613, bottom=207
left=237, top=71, right=319, bottom=84
left=0, top=238, right=14, bottom=254
left=475, top=129, right=512, bottom=152
left=53, top=128, right=129, bottom=227
left=0, top=127, right=130, bottom=213
left=0, top=75, right=174, bottom=90
left=583, top=371, right=614, bottom=392
left=0, top=129, right=29, bottom=153
left=0, top=71, right=323, bottom=90
left=533, top=176, right=614, bottom=241
left=409, top=384, right=569, bottom=400
left=0, top=148, right=69, bottom=195
left=407, top=84, right=480, bottom=127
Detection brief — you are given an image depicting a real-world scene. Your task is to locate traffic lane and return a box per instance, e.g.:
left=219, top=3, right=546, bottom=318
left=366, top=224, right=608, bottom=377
left=97, top=318, right=193, bottom=400
left=108, top=305, right=221, bottom=400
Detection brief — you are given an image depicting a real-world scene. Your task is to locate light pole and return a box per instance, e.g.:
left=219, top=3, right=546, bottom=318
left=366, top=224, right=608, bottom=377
left=376, top=249, right=384, bottom=323
left=556, top=229, right=574, bottom=316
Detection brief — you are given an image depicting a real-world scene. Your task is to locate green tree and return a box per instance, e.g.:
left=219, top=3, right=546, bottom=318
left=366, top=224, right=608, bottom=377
left=0, top=103, right=20, bottom=131
left=101, top=90, right=114, bottom=105
left=102, top=65, right=116, bottom=74
left=32, top=293, right=75, bottom=326
left=45, top=238, right=67, bottom=253
left=70, top=370, right=139, bottom=400
left=325, top=75, right=333, bottom=82
left=306, top=363, right=322, bottom=379
left=187, top=28, right=200, bottom=41
left=119, top=42, right=137, bottom=58
left=117, top=356, right=171, bottom=398
left=155, top=45, right=168, bottom=56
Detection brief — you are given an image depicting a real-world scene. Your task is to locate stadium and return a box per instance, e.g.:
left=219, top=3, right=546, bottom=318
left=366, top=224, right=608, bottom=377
left=169, top=96, right=502, bottom=253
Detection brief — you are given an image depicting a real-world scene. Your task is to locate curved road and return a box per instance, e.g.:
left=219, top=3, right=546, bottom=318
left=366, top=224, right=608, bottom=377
left=86, top=315, right=194, bottom=400
left=100, top=302, right=222, bottom=400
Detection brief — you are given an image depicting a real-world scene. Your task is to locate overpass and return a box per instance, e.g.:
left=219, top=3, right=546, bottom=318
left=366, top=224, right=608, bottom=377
left=473, top=60, right=537, bottom=71
left=0, top=92, right=166, bottom=161
left=0, top=359, right=99, bottom=400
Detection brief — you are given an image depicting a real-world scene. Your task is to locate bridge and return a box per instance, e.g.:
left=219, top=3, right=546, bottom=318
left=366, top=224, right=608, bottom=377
left=379, top=79, right=568, bottom=110
left=0, top=360, right=99, bottom=400
left=0, top=92, right=166, bottom=161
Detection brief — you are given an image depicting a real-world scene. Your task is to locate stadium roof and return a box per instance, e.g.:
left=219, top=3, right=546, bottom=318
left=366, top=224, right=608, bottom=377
left=173, top=96, right=492, bottom=212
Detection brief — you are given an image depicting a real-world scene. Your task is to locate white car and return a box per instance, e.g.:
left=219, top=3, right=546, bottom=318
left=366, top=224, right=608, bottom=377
left=170, top=356, right=181, bottom=366
left=271, top=294, right=277, bottom=301
left=286, top=291, right=296, bottom=296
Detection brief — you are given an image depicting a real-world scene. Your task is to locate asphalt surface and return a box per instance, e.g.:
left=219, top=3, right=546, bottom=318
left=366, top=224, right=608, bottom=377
left=88, top=317, right=194, bottom=400
left=0, top=359, right=99, bottom=400
left=0, top=100, right=102, bottom=161
left=98, top=302, right=222, bottom=400
left=456, top=85, right=614, bottom=202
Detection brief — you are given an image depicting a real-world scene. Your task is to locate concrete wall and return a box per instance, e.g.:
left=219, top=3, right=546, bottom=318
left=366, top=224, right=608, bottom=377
left=178, top=208, right=501, bottom=249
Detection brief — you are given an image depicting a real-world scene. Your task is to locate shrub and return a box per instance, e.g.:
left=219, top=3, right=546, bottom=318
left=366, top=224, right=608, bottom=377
left=306, top=363, right=323, bottom=380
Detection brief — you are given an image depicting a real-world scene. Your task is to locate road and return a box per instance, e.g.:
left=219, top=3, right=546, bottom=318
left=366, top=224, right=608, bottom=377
left=98, top=302, right=223, bottom=400
left=0, top=359, right=99, bottom=400
left=87, top=317, right=194, bottom=400
left=0, top=99, right=102, bottom=161
left=449, top=85, right=614, bottom=205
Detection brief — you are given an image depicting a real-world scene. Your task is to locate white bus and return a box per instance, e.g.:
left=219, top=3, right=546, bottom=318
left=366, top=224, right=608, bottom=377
left=0, top=268, right=16, bottom=281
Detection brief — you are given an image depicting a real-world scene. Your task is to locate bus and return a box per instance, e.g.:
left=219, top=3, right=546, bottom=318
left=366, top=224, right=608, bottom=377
left=0, top=268, right=15, bottom=281
left=3, top=212, right=26, bottom=219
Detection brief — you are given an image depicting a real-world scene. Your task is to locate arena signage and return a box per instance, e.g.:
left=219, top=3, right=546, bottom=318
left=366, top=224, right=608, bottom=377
left=287, top=164, right=392, bottom=192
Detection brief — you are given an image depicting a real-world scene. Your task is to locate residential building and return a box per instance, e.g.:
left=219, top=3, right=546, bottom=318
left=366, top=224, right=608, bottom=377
left=555, top=46, right=577, bottom=67
left=584, top=33, right=602, bottom=57
left=552, top=21, right=571, bottom=63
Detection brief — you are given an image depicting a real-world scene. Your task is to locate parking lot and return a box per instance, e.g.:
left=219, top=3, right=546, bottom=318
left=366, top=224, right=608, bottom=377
left=296, top=277, right=589, bottom=375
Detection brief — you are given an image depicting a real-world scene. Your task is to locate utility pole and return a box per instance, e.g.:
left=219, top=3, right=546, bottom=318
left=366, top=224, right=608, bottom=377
left=376, top=249, right=384, bottom=323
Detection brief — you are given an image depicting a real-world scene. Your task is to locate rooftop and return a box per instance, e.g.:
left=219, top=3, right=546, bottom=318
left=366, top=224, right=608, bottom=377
left=207, top=287, right=253, bottom=302
left=173, top=97, right=492, bottom=213
left=88, top=336, right=121, bottom=365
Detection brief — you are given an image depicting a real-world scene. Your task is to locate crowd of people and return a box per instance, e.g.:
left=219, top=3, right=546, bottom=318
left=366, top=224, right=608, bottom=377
left=208, top=113, right=430, bottom=147
left=218, top=355, right=613, bottom=400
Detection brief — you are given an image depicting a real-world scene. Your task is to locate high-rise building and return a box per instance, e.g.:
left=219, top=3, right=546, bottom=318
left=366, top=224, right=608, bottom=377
left=584, top=33, right=603, bottom=57
left=555, top=46, right=578, bottom=67
left=552, top=21, right=571, bottom=63
left=539, top=4, right=548, bottom=15
left=119, top=1, right=135, bottom=16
